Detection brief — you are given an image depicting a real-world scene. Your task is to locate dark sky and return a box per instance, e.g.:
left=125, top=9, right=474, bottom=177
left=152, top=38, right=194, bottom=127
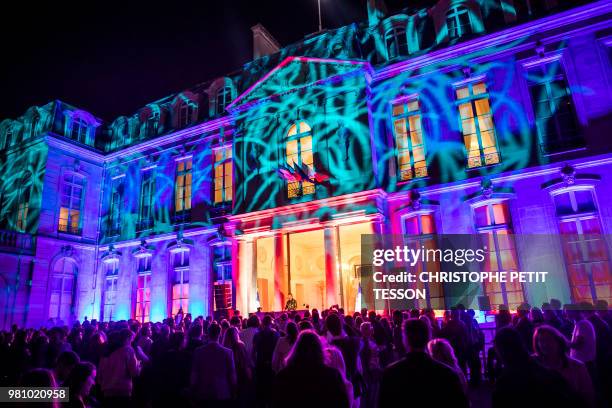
left=1, top=0, right=384, bottom=121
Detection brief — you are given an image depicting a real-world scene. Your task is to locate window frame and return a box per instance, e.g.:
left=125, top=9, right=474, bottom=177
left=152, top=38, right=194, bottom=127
left=285, top=121, right=315, bottom=199
left=58, top=172, right=85, bottom=235
left=178, top=102, right=197, bottom=128
left=216, top=86, right=233, bottom=115
left=391, top=96, right=428, bottom=181
left=472, top=200, right=525, bottom=309
left=551, top=186, right=610, bottom=303
left=49, top=258, right=76, bottom=322
left=171, top=249, right=190, bottom=315
left=70, top=117, right=89, bottom=144
left=446, top=5, right=472, bottom=40
left=174, top=157, right=193, bottom=221
left=454, top=79, right=501, bottom=169
left=138, top=169, right=156, bottom=231
left=213, top=145, right=233, bottom=205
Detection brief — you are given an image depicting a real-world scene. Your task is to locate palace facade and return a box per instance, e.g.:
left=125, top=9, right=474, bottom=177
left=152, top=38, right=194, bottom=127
left=1, top=0, right=611, bottom=328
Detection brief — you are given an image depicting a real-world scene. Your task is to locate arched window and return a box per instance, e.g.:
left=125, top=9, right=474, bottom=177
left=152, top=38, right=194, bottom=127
left=49, top=258, right=76, bottom=324
left=385, top=26, right=408, bottom=60
left=216, top=86, right=233, bottom=115
left=446, top=5, right=472, bottom=40
left=286, top=121, right=314, bottom=199
left=59, top=173, right=85, bottom=235
left=70, top=117, right=89, bottom=143
left=178, top=102, right=197, bottom=128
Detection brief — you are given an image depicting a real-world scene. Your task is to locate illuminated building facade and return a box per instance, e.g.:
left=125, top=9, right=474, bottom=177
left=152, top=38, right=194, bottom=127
left=1, top=0, right=611, bottom=328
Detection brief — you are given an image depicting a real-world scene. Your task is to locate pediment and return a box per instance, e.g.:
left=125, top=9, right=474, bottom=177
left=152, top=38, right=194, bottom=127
left=228, top=56, right=368, bottom=110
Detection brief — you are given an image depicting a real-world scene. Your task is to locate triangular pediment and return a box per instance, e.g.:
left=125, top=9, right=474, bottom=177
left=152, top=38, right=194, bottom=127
left=229, top=56, right=368, bottom=110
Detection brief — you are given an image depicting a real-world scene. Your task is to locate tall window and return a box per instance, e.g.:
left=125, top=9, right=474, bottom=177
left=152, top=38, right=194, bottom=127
left=49, top=258, right=75, bottom=323
left=214, top=146, right=233, bottom=204
left=213, top=244, right=233, bottom=312
left=216, top=86, right=232, bottom=115
left=175, top=158, right=192, bottom=220
left=108, top=179, right=123, bottom=236
left=71, top=118, right=88, bottom=143
left=456, top=81, right=500, bottom=168
left=171, top=250, right=189, bottom=316
left=135, top=255, right=152, bottom=322
left=102, top=260, right=119, bottom=322
left=59, top=173, right=84, bottom=235
left=178, top=102, right=196, bottom=128
left=554, top=188, right=610, bottom=304
left=16, top=178, right=30, bottom=232
left=138, top=171, right=155, bottom=231
left=385, top=26, right=408, bottom=59
left=392, top=98, right=427, bottom=181
left=404, top=213, right=444, bottom=309
left=527, top=60, right=580, bottom=154
left=447, top=5, right=471, bottom=40
left=286, top=121, right=314, bottom=198
left=474, top=201, right=524, bottom=309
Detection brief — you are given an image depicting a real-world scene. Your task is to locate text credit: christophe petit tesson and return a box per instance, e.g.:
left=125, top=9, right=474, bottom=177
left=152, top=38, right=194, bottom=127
left=370, top=245, right=548, bottom=300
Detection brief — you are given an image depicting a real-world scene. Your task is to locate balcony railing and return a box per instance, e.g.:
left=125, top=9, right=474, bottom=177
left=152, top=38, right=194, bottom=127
left=58, top=224, right=82, bottom=236
left=0, top=229, right=35, bottom=254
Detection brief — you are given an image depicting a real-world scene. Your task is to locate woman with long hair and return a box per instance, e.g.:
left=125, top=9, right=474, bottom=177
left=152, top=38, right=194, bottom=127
left=223, top=326, right=253, bottom=405
left=271, top=322, right=298, bottom=373
left=63, top=362, right=97, bottom=408
left=273, top=330, right=349, bottom=407
left=427, top=338, right=467, bottom=392
left=533, top=325, right=595, bottom=407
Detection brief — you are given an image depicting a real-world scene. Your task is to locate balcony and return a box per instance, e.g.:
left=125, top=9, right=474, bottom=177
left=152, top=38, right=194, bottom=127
left=0, top=229, right=35, bottom=255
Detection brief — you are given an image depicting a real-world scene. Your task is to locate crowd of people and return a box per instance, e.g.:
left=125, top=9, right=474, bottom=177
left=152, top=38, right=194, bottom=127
left=0, top=299, right=610, bottom=408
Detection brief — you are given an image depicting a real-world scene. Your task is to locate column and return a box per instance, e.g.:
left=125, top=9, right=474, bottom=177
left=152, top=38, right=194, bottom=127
left=273, top=232, right=286, bottom=311
left=324, top=225, right=339, bottom=308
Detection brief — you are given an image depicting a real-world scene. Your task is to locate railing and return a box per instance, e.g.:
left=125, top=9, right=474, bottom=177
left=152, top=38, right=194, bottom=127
left=0, top=229, right=35, bottom=254
left=58, top=224, right=82, bottom=236
left=136, top=219, right=154, bottom=232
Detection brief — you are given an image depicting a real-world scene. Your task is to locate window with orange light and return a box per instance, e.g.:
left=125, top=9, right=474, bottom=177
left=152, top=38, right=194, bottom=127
left=213, top=146, right=233, bottom=204
left=404, top=212, right=444, bottom=310
left=456, top=81, right=500, bottom=168
left=474, top=201, right=524, bottom=310
left=59, top=173, right=84, bottom=235
left=171, top=250, right=189, bottom=316
left=175, top=158, right=192, bottom=215
left=135, top=256, right=152, bottom=323
left=392, top=97, right=427, bottom=181
left=554, top=188, right=610, bottom=304
left=286, top=121, right=314, bottom=198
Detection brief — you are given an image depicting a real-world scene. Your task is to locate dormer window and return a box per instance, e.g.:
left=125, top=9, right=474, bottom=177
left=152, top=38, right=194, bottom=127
left=146, top=112, right=159, bottom=137
left=216, top=86, right=232, bottom=115
left=71, top=117, right=89, bottom=143
left=179, top=102, right=197, bottom=128
left=385, top=25, right=408, bottom=60
left=30, top=113, right=40, bottom=138
left=3, top=126, right=12, bottom=150
left=446, top=5, right=471, bottom=40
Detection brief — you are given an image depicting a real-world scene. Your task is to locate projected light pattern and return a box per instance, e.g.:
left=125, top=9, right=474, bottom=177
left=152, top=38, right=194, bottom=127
left=0, top=0, right=611, bottom=328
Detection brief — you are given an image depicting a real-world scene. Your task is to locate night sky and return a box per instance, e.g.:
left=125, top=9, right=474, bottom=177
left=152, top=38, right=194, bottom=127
left=0, top=0, right=430, bottom=122
left=1, top=0, right=359, bottom=121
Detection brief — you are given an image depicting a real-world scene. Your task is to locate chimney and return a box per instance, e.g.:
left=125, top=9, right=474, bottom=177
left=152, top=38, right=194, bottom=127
left=251, top=24, right=281, bottom=59
left=367, top=0, right=388, bottom=26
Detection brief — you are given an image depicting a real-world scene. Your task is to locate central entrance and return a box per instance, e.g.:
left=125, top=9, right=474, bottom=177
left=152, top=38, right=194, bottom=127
left=252, top=220, right=374, bottom=313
